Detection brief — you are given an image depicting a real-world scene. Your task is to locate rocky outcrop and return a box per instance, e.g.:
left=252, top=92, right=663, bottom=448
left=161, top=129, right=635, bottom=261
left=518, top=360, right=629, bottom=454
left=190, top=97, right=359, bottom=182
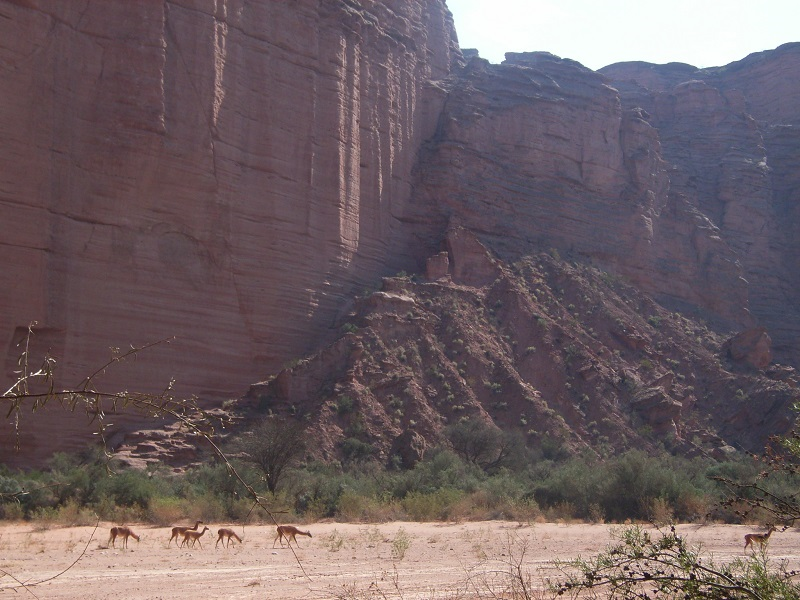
left=409, top=51, right=752, bottom=331
left=724, top=327, right=773, bottom=370
left=245, top=243, right=800, bottom=465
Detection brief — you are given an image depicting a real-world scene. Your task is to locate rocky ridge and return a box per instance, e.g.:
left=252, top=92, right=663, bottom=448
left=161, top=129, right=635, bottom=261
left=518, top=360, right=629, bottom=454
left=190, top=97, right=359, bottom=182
left=239, top=227, right=798, bottom=467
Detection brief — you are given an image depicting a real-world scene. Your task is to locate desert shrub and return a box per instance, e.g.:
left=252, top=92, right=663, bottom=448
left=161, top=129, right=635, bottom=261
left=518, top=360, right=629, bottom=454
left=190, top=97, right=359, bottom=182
left=337, top=490, right=401, bottom=522
left=553, top=524, right=800, bottom=598
left=532, top=456, right=604, bottom=518
left=336, top=395, right=355, bottom=414
left=395, top=448, right=483, bottom=497
left=59, top=499, right=98, bottom=526
left=598, top=451, right=706, bottom=522
left=529, top=451, right=719, bottom=522
left=341, top=437, right=374, bottom=463
left=228, top=417, right=306, bottom=493
left=390, top=527, right=411, bottom=560
left=402, top=488, right=464, bottom=521
left=188, top=491, right=229, bottom=522
left=185, top=461, right=248, bottom=499
left=0, top=501, right=24, bottom=520
left=445, top=420, right=525, bottom=473
left=94, top=469, right=156, bottom=509
left=291, top=464, right=351, bottom=518
left=147, top=496, right=188, bottom=526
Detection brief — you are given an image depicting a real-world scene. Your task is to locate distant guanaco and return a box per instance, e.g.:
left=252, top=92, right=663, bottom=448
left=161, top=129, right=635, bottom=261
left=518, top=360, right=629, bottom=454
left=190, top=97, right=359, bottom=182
left=215, top=528, right=243, bottom=548
left=108, top=526, right=140, bottom=549
left=181, top=526, right=210, bottom=548
left=273, top=525, right=312, bottom=548
left=168, top=520, right=203, bottom=547
left=744, top=525, right=776, bottom=551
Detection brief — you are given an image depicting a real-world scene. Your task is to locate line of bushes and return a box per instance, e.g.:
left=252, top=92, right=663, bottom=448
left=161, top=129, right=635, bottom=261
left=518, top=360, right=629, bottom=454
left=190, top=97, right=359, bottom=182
left=0, top=445, right=785, bottom=526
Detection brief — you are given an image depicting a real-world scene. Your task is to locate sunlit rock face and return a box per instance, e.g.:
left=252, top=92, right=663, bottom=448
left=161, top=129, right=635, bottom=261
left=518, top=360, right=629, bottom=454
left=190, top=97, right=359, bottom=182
left=0, top=0, right=460, bottom=464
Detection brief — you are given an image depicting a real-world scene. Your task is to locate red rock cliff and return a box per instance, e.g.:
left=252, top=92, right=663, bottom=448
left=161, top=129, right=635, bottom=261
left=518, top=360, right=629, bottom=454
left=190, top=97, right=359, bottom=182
left=412, top=45, right=800, bottom=366
left=2, top=1, right=799, bottom=466
left=1, top=1, right=459, bottom=390
left=0, top=0, right=460, bottom=462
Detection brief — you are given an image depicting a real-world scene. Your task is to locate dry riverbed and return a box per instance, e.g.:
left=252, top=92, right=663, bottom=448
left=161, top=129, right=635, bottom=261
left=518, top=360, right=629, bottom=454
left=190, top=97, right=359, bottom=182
left=1, top=521, right=798, bottom=599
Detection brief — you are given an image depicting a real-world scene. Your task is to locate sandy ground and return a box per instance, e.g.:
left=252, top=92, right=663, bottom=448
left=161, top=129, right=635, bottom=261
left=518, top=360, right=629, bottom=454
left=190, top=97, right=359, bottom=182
left=1, top=521, right=798, bottom=599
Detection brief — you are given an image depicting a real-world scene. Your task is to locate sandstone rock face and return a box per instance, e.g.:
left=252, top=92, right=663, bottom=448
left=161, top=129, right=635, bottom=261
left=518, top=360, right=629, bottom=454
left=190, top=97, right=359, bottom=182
left=0, top=0, right=460, bottom=464
left=411, top=44, right=800, bottom=368
left=2, top=1, right=799, bottom=467
left=600, top=43, right=800, bottom=365
left=409, top=52, right=751, bottom=331
left=725, top=327, right=773, bottom=370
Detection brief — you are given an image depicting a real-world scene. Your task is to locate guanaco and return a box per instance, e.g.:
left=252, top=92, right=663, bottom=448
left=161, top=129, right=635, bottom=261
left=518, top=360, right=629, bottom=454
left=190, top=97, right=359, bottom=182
left=273, top=525, right=312, bottom=548
left=181, top=525, right=210, bottom=548
left=168, top=520, right=203, bottom=547
left=215, top=528, right=243, bottom=548
left=744, top=525, right=776, bottom=551
left=108, top=526, right=140, bottom=549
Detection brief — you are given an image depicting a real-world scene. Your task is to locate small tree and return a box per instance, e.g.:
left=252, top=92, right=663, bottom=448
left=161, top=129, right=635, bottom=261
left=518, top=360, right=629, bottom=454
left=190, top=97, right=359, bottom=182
left=233, top=418, right=306, bottom=493
left=444, top=419, right=517, bottom=472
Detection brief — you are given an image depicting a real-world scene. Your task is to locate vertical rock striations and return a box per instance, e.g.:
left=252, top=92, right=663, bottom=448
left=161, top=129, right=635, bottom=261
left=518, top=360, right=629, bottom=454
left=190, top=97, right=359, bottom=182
left=600, top=42, right=800, bottom=364
left=0, top=0, right=460, bottom=463
left=2, top=0, right=799, bottom=466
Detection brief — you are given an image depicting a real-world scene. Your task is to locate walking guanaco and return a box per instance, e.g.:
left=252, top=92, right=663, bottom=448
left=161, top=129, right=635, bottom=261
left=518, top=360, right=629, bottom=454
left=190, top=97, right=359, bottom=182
left=168, top=520, right=203, bottom=547
left=181, top=526, right=211, bottom=548
left=215, top=528, right=243, bottom=548
left=744, top=525, right=776, bottom=551
left=273, top=525, right=312, bottom=548
left=108, top=526, right=140, bottom=549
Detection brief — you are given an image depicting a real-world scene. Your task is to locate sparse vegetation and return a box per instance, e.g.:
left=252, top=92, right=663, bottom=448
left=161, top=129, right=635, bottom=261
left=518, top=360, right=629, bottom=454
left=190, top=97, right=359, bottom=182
left=390, top=527, right=411, bottom=560
left=1, top=442, right=783, bottom=527
left=553, top=524, right=800, bottom=599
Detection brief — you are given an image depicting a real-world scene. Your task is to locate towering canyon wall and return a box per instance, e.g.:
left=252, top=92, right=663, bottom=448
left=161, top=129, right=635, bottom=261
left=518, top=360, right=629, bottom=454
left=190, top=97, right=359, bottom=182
left=1, top=0, right=460, bottom=394
left=0, top=0, right=460, bottom=462
left=1, top=0, right=798, bottom=466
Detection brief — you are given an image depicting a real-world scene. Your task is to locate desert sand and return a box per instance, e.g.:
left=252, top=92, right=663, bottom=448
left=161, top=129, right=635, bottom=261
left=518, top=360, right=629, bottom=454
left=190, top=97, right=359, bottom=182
left=1, top=521, right=798, bottom=599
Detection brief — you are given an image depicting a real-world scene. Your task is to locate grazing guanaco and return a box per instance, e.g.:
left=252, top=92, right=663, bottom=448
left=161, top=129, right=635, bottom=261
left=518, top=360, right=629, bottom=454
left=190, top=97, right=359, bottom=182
left=180, top=525, right=210, bottom=548
left=273, top=525, right=312, bottom=548
left=108, top=526, right=140, bottom=549
left=215, top=528, right=242, bottom=548
left=744, top=525, right=776, bottom=551
left=168, top=520, right=203, bottom=547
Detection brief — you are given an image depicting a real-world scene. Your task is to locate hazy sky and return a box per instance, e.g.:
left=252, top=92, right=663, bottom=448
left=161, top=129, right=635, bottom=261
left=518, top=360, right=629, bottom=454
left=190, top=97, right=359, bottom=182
left=446, top=0, right=798, bottom=71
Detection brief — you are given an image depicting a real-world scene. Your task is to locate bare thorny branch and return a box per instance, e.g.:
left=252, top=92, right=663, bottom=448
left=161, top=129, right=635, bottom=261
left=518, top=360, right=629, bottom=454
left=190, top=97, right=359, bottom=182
left=1, top=323, right=311, bottom=588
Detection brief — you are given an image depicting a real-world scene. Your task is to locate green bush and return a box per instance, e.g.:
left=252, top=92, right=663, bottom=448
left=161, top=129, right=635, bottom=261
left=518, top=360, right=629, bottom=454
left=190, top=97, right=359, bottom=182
left=341, top=437, right=374, bottom=462
left=0, top=444, right=767, bottom=526
left=402, top=488, right=464, bottom=521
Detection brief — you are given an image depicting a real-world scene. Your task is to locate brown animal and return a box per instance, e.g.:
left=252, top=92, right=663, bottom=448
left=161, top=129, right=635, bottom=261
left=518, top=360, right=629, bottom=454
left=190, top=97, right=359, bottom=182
left=168, top=520, right=203, bottom=547
left=744, top=525, right=776, bottom=551
left=215, top=528, right=243, bottom=548
left=181, top=525, right=210, bottom=548
left=108, top=526, right=140, bottom=549
left=273, top=525, right=312, bottom=548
